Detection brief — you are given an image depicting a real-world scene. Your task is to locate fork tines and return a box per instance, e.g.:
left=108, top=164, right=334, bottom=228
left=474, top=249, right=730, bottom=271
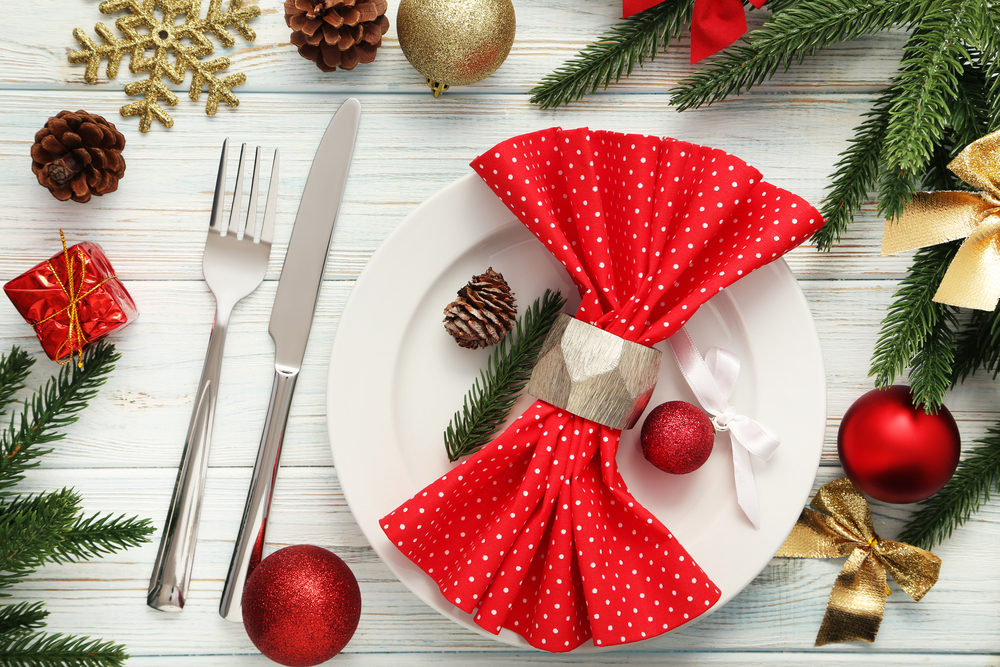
left=210, top=139, right=279, bottom=245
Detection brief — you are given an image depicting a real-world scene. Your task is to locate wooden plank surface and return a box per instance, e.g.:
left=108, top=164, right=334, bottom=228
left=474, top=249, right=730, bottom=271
left=9, top=467, right=1000, bottom=658
left=1, top=0, right=997, bottom=664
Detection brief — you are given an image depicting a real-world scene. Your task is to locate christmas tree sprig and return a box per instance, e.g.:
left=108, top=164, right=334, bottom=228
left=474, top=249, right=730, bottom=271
left=898, top=423, right=1000, bottom=550
left=0, top=632, right=129, bottom=667
left=868, top=243, right=960, bottom=412
left=0, top=348, right=32, bottom=419
left=668, top=0, right=931, bottom=112
left=0, top=342, right=154, bottom=667
left=0, top=342, right=118, bottom=495
left=529, top=0, right=694, bottom=110
left=445, top=290, right=567, bottom=462
left=811, top=89, right=895, bottom=250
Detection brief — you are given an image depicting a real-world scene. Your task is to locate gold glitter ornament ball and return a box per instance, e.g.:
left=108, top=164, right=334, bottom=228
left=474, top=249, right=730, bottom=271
left=396, top=0, right=515, bottom=95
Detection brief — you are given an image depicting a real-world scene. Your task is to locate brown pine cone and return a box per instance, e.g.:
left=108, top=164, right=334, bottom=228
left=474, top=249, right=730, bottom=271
left=31, top=110, right=126, bottom=204
left=444, top=268, right=517, bottom=349
left=285, top=0, right=390, bottom=72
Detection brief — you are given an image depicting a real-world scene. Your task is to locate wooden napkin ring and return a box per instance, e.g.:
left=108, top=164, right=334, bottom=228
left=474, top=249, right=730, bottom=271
left=527, top=314, right=662, bottom=430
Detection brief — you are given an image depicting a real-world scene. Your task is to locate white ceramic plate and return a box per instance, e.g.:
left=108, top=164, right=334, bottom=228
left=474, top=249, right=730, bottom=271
left=328, top=173, right=826, bottom=650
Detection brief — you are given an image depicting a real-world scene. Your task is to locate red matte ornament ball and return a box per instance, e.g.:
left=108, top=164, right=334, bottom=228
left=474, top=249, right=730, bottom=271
left=838, top=385, right=961, bottom=504
left=242, top=544, right=361, bottom=667
left=640, top=401, right=715, bottom=474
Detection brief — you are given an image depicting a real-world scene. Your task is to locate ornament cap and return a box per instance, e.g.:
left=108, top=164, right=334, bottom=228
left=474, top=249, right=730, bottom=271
left=426, top=78, right=450, bottom=97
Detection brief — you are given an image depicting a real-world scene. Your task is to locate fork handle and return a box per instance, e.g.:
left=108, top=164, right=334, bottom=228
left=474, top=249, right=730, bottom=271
left=219, top=367, right=298, bottom=622
left=148, top=304, right=233, bottom=612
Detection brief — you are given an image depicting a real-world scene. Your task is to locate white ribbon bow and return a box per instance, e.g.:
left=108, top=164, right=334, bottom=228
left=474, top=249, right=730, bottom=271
left=667, top=328, right=781, bottom=529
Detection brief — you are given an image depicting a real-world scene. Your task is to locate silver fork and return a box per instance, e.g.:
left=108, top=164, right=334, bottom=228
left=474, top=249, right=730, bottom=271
left=148, top=140, right=279, bottom=612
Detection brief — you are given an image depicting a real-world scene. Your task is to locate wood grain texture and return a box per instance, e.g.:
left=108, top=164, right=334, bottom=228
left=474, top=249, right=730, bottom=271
left=2, top=0, right=997, bottom=663
left=1, top=2, right=905, bottom=93
left=1, top=280, right=996, bottom=470
left=6, top=467, right=999, bottom=657
left=0, top=91, right=912, bottom=282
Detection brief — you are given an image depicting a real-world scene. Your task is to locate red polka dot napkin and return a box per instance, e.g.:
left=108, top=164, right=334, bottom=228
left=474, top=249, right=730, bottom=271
left=382, top=128, right=823, bottom=652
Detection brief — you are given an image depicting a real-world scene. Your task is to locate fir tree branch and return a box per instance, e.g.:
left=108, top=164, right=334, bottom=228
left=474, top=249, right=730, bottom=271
left=0, top=343, right=119, bottom=496
left=0, top=349, right=33, bottom=420
left=445, top=290, right=567, bottom=462
left=0, top=631, right=128, bottom=667
left=880, top=2, right=980, bottom=176
left=670, top=0, right=931, bottom=111
left=897, top=424, right=1000, bottom=550
left=0, top=489, right=81, bottom=592
left=0, top=602, right=48, bottom=636
left=977, top=38, right=1000, bottom=133
left=54, top=512, right=154, bottom=565
left=947, top=55, right=991, bottom=150
left=875, top=161, right=921, bottom=223
left=0, top=493, right=153, bottom=593
left=950, top=306, right=1000, bottom=384
left=748, top=0, right=931, bottom=58
left=529, top=0, right=695, bottom=110
left=814, top=89, right=894, bottom=251
left=906, top=300, right=959, bottom=413
left=766, top=0, right=806, bottom=12
left=869, top=242, right=960, bottom=412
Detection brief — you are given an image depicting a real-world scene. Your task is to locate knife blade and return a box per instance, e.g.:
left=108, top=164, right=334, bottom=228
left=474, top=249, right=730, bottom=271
left=219, top=98, right=361, bottom=622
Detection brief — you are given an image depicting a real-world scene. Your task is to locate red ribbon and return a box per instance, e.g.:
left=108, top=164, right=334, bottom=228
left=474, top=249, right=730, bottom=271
left=621, top=0, right=767, bottom=64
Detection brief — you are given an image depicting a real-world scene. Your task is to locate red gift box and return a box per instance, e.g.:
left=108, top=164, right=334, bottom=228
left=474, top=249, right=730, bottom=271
left=4, top=239, right=137, bottom=363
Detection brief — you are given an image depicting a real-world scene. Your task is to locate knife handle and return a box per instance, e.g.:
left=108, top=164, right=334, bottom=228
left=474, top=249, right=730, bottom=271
left=219, top=368, right=298, bottom=622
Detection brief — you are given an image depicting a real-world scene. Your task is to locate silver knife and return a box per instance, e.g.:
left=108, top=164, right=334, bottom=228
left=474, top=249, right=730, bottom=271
left=219, top=98, right=361, bottom=622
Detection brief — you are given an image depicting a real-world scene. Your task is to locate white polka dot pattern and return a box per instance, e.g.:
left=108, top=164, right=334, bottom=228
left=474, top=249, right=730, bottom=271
left=381, top=128, right=823, bottom=652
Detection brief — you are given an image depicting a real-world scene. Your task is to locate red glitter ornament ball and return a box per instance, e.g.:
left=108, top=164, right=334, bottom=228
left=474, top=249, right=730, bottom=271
left=640, top=401, right=715, bottom=474
left=242, top=544, right=361, bottom=667
left=838, top=385, right=961, bottom=504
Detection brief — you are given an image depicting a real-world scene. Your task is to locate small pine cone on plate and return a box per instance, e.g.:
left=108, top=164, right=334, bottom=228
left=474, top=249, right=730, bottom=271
left=444, top=268, right=517, bottom=349
left=31, top=110, right=126, bottom=204
left=285, top=0, right=390, bottom=72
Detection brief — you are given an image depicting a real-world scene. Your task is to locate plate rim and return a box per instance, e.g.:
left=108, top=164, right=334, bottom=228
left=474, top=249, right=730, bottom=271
left=327, top=171, right=827, bottom=650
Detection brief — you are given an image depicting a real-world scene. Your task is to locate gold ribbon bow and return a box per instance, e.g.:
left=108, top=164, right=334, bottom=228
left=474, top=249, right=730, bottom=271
left=881, top=130, right=1000, bottom=311
left=776, top=477, right=941, bottom=646
left=35, top=231, right=114, bottom=368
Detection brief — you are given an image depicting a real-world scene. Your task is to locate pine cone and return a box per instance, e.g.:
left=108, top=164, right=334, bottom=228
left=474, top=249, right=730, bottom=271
left=444, top=268, right=517, bottom=349
left=31, top=110, right=126, bottom=204
left=285, top=0, right=390, bottom=72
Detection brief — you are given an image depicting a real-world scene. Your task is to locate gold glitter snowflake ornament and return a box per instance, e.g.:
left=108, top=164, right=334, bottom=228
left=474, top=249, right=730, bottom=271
left=70, top=0, right=260, bottom=132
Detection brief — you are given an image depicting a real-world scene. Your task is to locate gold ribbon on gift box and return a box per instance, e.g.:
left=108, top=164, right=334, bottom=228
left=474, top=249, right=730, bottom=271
left=777, top=477, right=941, bottom=646
left=35, top=230, right=116, bottom=368
left=881, top=130, right=1000, bottom=311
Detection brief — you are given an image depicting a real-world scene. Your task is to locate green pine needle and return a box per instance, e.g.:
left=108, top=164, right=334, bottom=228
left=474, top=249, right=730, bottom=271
left=880, top=2, right=982, bottom=176
left=869, top=242, right=960, bottom=412
left=529, top=0, right=695, bottom=110
left=0, top=631, right=128, bottom=667
left=56, top=512, right=154, bottom=565
left=669, top=0, right=931, bottom=111
left=951, top=306, right=1000, bottom=385
left=0, top=489, right=155, bottom=592
left=445, top=290, right=567, bottom=462
left=0, top=348, right=33, bottom=420
left=898, top=424, right=1000, bottom=550
left=0, top=342, right=152, bottom=666
left=0, top=602, right=47, bottom=636
left=0, top=342, right=119, bottom=496
left=814, top=90, right=894, bottom=251
left=0, top=489, right=82, bottom=592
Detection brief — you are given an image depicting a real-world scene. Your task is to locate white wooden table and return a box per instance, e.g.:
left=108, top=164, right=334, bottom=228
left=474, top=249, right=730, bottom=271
left=2, top=2, right=998, bottom=665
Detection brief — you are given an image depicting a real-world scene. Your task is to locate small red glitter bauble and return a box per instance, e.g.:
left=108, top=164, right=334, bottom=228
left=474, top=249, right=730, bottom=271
left=838, top=385, right=961, bottom=504
left=640, top=401, right=715, bottom=474
left=242, top=544, right=361, bottom=667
